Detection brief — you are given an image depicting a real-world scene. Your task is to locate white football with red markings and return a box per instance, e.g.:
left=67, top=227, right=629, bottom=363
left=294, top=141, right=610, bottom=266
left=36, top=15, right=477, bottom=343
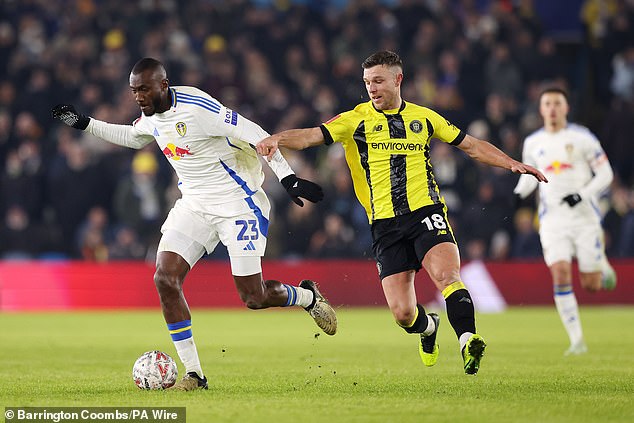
left=132, top=350, right=178, bottom=390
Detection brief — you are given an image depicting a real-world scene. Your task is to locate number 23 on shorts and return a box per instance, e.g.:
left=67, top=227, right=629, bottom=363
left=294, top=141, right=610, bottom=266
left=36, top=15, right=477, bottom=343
left=235, top=219, right=259, bottom=241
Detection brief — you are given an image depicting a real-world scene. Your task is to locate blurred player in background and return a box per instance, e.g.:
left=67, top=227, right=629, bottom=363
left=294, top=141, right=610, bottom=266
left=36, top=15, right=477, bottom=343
left=514, top=87, right=616, bottom=356
left=52, top=58, right=337, bottom=391
left=257, top=50, right=547, bottom=375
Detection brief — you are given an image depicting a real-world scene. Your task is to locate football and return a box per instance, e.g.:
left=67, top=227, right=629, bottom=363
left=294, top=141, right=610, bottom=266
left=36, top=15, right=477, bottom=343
left=132, top=350, right=178, bottom=390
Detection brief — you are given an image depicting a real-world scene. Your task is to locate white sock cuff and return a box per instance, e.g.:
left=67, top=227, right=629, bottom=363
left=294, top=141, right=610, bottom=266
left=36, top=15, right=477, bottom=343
left=459, top=332, right=474, bottom=351
left=422, top=314, right=436, bottom=336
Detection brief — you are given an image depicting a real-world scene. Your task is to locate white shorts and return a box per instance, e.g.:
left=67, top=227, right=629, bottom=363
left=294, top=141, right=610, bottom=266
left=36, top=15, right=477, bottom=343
left=539, top=220, right=606, bottom=273
left=157, top=191, right=270, bottom=270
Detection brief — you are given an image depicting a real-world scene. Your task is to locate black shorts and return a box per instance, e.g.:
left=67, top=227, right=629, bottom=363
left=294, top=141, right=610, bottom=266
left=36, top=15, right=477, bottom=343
left=371, top=203, right=456, bottom=279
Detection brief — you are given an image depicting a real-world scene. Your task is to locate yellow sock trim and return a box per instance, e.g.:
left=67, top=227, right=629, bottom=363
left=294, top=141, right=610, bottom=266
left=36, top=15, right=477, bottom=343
left=442, top=281, right=466, bottom=299
left=398, top=306, right=419, bottom=328
left=169, top=326, right=192, bottom=334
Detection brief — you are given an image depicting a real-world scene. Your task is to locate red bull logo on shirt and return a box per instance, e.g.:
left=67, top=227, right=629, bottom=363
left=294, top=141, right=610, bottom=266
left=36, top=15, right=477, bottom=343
left=162, top=143, right=193, bottom=161
left=544, top=160, right=573, bottom=174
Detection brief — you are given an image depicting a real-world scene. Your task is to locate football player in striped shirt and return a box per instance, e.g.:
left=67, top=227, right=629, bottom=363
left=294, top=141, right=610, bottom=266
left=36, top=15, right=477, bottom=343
left=257, top=50, right=547, bottom=375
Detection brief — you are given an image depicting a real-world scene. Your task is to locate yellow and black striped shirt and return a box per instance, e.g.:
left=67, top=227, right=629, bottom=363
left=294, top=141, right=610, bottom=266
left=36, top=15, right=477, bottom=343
left=320, top=100, right=465, bottom=222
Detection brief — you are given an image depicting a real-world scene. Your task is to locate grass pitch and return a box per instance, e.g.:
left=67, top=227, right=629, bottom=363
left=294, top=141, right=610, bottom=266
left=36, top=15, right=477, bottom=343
left=1, top=307, right=633, bottom=423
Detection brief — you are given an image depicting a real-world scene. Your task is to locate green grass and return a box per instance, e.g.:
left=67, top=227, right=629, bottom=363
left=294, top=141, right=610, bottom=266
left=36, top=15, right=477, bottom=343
left=2, top=307, right=633, bottom=423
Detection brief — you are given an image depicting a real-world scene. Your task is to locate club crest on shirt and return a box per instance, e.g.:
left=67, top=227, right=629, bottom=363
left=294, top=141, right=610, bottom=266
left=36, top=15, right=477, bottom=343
left=565, top=143, right=574, bottom=157
left=409, top=120, right=423, bottom=133
left=175, top=122, right=187, bottom=137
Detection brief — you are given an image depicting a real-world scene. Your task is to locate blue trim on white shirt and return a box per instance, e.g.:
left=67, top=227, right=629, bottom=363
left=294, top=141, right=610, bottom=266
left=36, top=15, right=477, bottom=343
left=226, top=137, right=243, bottom=150
left=175, top=92, right=220, bottom=114
left=170, top=88, right=177, bottom=108
left=219, top=159, right=257, bottom=196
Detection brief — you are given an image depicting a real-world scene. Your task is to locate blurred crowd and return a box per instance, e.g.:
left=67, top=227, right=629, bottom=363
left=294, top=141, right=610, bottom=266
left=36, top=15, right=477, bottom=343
left=1, top=0, right=634, bottom=262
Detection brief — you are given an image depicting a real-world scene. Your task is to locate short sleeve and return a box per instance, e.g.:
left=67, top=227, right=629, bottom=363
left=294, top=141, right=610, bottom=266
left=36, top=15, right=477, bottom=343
left=425, top=108, right=465, bottom=145
left=321, top=111, right=358, bottom=145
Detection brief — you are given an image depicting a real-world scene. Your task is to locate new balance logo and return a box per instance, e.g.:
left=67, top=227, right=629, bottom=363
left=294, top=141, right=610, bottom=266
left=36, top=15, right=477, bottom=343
left=243, top=241, right=256, bottom=251
left=459, top=297, right=472, bottom=304
left=437, top=230, right=447, bottom=235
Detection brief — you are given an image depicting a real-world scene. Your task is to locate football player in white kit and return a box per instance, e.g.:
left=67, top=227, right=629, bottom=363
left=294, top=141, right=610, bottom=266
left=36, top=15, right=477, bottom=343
left=52, top=58, right=337, bottom=390
left=514, top=87, right=617, bottom=356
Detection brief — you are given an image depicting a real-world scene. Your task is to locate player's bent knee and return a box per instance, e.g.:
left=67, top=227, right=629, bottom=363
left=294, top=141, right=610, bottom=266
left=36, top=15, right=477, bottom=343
left=391, top=305, right=416, bottom=326
left=427, top=268, right=460, bottom=289
left=552, top=271, right=571, bottom=285
left=234, top=273, right=268, bottom=309
left=243, top=294, right=267, bottom=310
left=395, top=316, right=414, bottom=327
left=549, top=262, right=572, bottom=284
left=153, top=269, right=183, bottom=294
left=580, top=273, right=601, bottom=292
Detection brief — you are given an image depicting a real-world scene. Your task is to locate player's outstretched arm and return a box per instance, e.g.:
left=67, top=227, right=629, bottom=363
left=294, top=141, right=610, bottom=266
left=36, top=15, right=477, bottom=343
left=256, top=127, right=325, bottom=162
left=457, top=134, right=548, bottom=183
left=51, top=104, right=153, bottom=149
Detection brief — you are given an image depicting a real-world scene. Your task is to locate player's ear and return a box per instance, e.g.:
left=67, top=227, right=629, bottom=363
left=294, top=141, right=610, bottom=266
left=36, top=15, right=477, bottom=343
left=161, top=79, right=169, bottom=90
left=395, top=72, right=403, bottom=87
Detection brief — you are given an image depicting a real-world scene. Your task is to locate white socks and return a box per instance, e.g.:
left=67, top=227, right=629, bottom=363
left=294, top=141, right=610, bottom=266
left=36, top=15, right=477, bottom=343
left=173, top=337, right=204, bottom=379
left=554, top=292, right=584, bottom=347
left=283, top=284, right=314, bottom=308
left=459, top=332, right=474, bottom=351
left=422, top=314, right=436, bottom=336
left=168, top=320, right=204, bottom=378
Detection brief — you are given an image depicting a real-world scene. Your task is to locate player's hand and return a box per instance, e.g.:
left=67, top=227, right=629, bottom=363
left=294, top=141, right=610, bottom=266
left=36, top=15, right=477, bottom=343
left=51, top=104, right=90, bottom=130
left=510, top=162, right=548, bottom=183
left=256, top=138, right=279, bottom=162
left=562, top=193, right=582, bottom=207
left=281, top=174, right=324, bottom=207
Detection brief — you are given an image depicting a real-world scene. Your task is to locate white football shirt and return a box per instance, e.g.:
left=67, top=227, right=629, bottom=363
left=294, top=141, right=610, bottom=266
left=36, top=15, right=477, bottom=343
left=513, top=123, right=613, bottom=226
left=86, top=86, right=294, bottom=204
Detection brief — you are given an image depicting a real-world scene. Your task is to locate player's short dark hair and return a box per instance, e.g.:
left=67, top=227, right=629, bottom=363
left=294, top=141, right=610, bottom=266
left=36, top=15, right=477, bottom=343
left=539, top=86, right=569, bottom=102
left=362, top=51, right=403, bottom=69
left=131, top=58, right=166, bottom=76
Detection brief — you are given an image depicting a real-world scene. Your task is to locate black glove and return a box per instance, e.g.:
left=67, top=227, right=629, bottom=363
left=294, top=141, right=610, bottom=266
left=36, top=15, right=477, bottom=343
left=562, top=193, right=582, bottom=207
left=51, top=104, right=90, bottom=130
left=281, top=174, right=324, bottom=207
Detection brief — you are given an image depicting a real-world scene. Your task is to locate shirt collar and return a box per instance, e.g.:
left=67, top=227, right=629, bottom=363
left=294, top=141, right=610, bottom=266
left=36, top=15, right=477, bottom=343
left=373, top=100, right=406, bottom=115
